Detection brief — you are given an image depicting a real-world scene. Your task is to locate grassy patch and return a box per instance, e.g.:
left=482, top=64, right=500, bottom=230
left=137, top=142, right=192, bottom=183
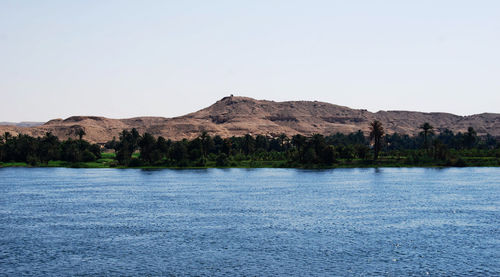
left=101, top=152, right=116, bottom=159
left=0, top=162, right=29, bottom=167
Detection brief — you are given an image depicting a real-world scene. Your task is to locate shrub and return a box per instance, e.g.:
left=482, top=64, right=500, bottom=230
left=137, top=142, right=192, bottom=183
left=26, top=154, right=39, bottom=166
left=216, top=153, right=229, bottom=167
left=128, top=158, right=143, bottom=167
left=207, top=153, right=217, bottom=161
left=233, top=153, right=246, bottom=161
left=176, top=159, right=189, bottom=167
left=454, top=158, right=467, bottom=167
left=82, top=150, right=97, bottom=162
left=195, top=157, right=206, bottom=167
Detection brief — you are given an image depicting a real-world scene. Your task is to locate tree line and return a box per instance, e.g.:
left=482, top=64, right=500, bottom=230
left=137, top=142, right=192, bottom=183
left=104, top=128, right=371, bottom=167
left=0, top=130, right=101, bottom=165
left=369, top=121, right=499, bottom=165
left=1, top=121, right=499, bottom=167
left=105, top=121, right=499, bottom=167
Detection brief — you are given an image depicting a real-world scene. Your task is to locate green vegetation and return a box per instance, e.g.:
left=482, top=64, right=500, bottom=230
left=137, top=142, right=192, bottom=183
left=369, top=120, right=384, bottom=160
left=0, top=131, right=101, bottom=167
left=1, top=122, right=499, bottom=169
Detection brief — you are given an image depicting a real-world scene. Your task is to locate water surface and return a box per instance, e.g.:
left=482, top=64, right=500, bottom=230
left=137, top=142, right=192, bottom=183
left=0, top=167, right=499, bottom=276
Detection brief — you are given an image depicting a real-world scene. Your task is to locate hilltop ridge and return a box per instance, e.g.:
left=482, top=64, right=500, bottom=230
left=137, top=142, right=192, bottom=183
left=1, top=96, right=499, bottom=143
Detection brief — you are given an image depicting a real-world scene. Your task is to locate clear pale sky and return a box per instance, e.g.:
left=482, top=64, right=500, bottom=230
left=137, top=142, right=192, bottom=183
left=1, top=1, right=499, bottom=122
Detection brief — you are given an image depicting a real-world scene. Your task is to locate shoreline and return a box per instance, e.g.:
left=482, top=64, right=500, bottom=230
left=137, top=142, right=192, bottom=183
left=1, top=161, right=499, bottom=169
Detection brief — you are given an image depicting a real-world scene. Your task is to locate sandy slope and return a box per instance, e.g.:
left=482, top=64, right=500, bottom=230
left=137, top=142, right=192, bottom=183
left=1, top=96, right=499, bottom=143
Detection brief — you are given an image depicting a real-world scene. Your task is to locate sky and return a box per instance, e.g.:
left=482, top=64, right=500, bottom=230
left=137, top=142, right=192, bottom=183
left=0, top=0, right=499, bottom=122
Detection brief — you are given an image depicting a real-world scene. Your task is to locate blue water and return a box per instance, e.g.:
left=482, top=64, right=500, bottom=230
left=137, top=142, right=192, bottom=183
left=0, top=168, right=499, bottom=276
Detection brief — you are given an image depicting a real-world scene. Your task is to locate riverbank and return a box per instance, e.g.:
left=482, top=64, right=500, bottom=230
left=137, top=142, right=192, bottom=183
left=1, top=156, right=499, bottom=169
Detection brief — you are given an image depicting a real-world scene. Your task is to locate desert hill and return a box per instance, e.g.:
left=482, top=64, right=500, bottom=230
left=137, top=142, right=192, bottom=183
left=0, top=96, right=499, bottom=143
left=0, top=121, right=44, bottom=127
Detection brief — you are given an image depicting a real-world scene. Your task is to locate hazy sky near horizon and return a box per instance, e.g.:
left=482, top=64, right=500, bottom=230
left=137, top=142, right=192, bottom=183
left=1, top=1, right=499, bottom=122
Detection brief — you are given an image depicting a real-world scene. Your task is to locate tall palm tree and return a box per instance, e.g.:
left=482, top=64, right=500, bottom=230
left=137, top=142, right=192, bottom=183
left=77, top=128, right=86, bottom=141
left=278, top=133, right=288, bottom=149
left=2, top=132, right=12, bottom=143
left=464, top=127, right=477, bottom=149
left=291, top=134, right=307, bottom=162
left=199, top=131, right=211, bottom=158
left=243, top=134, right=255, bottom=156
left=369, top=120, right=384, bottom=160
left=419, top=122, right=434, bottom=150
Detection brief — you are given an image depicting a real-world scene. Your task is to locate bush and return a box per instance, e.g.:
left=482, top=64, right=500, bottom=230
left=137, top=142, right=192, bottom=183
left=320, top=145, right=336, bottom=164
left=303, top=148, right=317, bottom=163
left=233, top=153, right=247, bottom=161
left=82, top=150, right=97, bottom=162
left=454, top=158, right=467, bottom=167
left=216, top=153, right=229, bottom=167
left=89, top=144, right=102, bottom=159
left=195, top=157, right=206, bottom=167
left=26, top=154, right=39, bottom=166
left=207, top=153, right=217, bottom=161
left=128, top=158, right=143, bottom=167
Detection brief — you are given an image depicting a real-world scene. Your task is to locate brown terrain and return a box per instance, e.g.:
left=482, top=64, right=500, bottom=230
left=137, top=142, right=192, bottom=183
left=1, top=96, right=499, bottom=143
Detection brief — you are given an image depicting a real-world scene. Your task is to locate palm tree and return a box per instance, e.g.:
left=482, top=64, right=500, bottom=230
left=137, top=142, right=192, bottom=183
left=419, top=122, right=434, bottom=150
left=243, top=134, right=255, bottom=156
left=369, top=120, right=384, bottom=160
left=199, top=131, right=212, bottom=158
left=291, top=134, right=307, bottom=162
left=278, top=133, right=288, bottom=150
left=464, top=127, right=477, bottom=149
left=77, top=128, right=86, bottom=141
left=2, top=132, right=12, bottom=143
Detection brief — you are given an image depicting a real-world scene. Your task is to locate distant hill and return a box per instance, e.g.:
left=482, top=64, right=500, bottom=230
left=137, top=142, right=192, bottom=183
left=0, top=96, right=499, bottom=143
left=0, top=122, right=44, bottom=127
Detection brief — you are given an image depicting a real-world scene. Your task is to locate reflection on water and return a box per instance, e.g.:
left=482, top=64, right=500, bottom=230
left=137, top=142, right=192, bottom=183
left=0, top=167, right=499, bottom=276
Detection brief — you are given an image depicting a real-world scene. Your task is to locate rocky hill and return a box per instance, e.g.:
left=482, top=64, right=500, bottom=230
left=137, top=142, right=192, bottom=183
left=1, top=96, right=499, bottom=143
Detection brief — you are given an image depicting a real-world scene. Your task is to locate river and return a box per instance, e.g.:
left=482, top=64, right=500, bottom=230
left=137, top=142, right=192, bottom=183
left=0, top=167, right=499, bottom=276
